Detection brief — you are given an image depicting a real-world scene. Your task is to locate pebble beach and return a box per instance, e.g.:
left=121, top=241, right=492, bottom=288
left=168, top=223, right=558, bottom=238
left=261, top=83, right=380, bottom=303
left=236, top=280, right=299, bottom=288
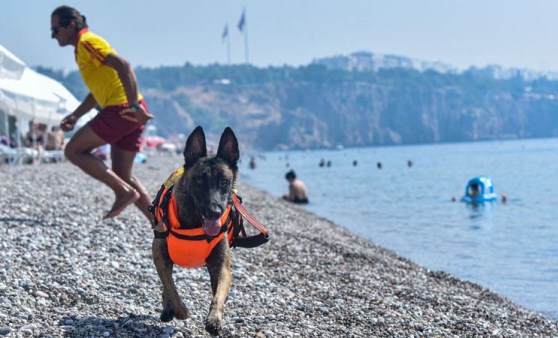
left=1, top=155, right=557, bottom=337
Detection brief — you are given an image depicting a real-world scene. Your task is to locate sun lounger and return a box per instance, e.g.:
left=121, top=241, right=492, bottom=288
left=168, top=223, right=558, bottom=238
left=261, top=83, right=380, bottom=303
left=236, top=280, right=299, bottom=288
left=42, top=149, right=65, bottom=163
left=0, top=146, right=35, bottom=165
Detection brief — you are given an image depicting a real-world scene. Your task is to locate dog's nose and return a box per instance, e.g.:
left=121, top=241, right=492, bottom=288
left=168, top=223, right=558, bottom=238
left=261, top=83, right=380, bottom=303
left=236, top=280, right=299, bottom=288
left=205, top=204, right=224, bottom=220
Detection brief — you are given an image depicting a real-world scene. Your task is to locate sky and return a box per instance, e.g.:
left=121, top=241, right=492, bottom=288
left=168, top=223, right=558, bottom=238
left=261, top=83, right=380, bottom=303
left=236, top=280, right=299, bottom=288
left=2, top=0, right=558, bottom=73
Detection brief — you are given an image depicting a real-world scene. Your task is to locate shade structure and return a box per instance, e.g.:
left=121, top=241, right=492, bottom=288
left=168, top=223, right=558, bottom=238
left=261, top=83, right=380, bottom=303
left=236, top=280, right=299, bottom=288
left=0, top=66, right=81, bottom=126
left=0, top=44, right=26, bottom=80
left=0, top=43, right=95, bottom=130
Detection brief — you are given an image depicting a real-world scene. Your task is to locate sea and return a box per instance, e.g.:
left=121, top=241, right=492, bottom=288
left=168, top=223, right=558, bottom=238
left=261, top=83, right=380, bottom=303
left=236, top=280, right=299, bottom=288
left=239, top=137, right=558, bottom=320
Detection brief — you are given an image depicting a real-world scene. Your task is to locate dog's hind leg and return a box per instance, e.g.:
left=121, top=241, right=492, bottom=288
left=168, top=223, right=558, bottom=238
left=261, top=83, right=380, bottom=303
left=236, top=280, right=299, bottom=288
left=204, top=240, right=232, bottom=335
left=152, top=237, right=190, bottom=321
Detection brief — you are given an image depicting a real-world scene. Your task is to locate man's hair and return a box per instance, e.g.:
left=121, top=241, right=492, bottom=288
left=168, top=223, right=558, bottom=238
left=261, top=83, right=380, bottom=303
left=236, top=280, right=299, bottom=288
left=51, top=5, right=88, bottom=30
left=285, top=170, right=296, bottom=180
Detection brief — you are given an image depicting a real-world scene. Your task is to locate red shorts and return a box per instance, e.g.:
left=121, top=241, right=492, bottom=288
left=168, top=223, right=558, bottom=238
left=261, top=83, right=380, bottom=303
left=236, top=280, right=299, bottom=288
left=88, top=100, right=148, bottom=152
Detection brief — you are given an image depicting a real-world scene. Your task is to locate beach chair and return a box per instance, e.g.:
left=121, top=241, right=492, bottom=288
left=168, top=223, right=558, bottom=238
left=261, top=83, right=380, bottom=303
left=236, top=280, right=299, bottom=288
left=42, top=149, right=65, bottom=163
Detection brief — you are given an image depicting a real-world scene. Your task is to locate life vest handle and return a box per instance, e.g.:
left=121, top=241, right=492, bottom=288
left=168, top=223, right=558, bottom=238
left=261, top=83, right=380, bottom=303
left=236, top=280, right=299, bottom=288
left=233, top=233, right=270, bottom=248
left=232, top=194, right=269, bottom=237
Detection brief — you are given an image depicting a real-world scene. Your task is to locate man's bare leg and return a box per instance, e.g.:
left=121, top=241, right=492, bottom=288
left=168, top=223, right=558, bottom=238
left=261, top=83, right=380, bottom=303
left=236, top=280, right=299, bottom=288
left=64, top=125, right=139, bottom=218
left=111, top=146, right=154, bottom=223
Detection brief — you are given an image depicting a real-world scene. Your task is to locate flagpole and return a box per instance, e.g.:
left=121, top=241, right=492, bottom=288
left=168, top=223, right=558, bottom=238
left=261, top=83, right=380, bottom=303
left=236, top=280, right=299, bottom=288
left=238, top=8, right=249, bottom=64
left=222, top=23, right=231, bottom=64
left=226, top=23, right=231, bottom=64
left=243, top=16, right=249, bottom=64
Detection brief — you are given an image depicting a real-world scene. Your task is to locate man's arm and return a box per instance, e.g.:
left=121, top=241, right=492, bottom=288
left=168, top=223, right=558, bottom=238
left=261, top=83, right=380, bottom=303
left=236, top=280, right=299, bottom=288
left=60, top=93, right=97, bottom=132
left=74, top=93, right=97, bottom=118
left=103, top=53, right=153, bottom=124
left=103, top=53, right=138, bottom=106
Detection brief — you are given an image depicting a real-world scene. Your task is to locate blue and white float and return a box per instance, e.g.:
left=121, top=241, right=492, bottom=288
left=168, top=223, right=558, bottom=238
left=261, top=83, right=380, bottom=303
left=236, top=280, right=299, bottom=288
left=461, top=176, right=498, bottom=203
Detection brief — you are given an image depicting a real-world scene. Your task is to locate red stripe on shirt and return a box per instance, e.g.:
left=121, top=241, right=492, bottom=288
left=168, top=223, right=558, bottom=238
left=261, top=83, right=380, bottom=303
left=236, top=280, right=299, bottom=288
left=82, top=41, right=105, bottom=63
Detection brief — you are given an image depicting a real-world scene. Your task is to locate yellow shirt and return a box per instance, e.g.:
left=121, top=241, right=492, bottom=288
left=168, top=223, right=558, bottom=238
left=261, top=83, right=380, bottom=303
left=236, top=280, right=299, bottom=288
left=74, top=29, right=142, bottom=108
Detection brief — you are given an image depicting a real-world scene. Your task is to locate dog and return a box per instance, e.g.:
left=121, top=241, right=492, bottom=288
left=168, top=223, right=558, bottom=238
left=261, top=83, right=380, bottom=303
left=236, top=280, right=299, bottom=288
left=151, top=126, right=240, bottom=334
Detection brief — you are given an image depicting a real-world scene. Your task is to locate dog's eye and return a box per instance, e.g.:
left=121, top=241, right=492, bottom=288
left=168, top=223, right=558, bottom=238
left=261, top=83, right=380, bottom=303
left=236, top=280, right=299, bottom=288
left=220, top=178, right=230, bottom=188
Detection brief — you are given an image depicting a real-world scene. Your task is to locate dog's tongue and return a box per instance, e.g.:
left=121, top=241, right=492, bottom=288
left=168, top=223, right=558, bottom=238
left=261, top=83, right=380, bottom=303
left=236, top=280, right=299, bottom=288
left=203, top=218, right=222, bottom=236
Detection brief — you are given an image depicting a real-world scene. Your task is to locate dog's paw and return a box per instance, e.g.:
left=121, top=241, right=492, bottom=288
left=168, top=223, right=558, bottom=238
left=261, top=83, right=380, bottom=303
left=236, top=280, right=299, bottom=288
left=205, top=322, right=221, bottom=336
left=173, top=307, right=190, bottom=320
left=205, top=313, right=223, bottom=335
left=160, top=305, right=189, bottom=322
left=160, top=308, right=174, bottom=322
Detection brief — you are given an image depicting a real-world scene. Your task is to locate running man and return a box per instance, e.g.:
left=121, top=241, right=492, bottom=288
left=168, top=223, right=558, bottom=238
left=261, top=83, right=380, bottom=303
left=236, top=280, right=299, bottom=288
left=51, top=5, right=154, bottom=221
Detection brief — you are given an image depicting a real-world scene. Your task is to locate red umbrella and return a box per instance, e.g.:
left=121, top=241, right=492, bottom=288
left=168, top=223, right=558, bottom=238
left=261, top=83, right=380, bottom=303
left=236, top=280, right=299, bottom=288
left=143, top=136, right=166, bottom=149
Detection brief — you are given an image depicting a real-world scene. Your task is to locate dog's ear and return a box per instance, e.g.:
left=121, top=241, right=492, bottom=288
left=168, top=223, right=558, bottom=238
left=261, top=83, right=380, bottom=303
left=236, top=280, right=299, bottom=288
left=216, top=127, right=239, bottom=167
left=184, top=126, right=207, bottom=168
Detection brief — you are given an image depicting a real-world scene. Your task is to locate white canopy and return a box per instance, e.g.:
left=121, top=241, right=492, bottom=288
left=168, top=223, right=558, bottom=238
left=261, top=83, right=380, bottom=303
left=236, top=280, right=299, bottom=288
left=0, top=43, right=92, bottom=127
left=0, top=67, right=81, bottom=126
left=0, top=44, right=26, bottom=80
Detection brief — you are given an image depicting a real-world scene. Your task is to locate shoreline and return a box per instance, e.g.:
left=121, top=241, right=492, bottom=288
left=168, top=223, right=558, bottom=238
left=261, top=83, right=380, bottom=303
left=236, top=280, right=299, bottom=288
left=1, top=156, right=557, bottom=337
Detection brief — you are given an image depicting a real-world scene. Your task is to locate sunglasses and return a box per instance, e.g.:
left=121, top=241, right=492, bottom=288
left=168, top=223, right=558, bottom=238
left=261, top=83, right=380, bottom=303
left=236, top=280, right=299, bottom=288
left=51, top=25, right=66, bottom=35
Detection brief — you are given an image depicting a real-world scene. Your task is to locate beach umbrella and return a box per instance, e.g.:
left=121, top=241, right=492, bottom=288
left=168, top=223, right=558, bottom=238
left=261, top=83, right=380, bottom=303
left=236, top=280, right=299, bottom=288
left=143, top=135, right=166, bottom=149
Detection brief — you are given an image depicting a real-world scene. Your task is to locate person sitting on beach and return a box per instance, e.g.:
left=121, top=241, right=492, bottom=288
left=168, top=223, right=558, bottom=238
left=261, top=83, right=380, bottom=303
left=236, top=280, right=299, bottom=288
left=46, top=126, right=65, bottom=151
left=51, top=6, right=154, bottom=220
left=24, top=122, right=45, bottom=164
left=282, top=169, right=309, bottom=204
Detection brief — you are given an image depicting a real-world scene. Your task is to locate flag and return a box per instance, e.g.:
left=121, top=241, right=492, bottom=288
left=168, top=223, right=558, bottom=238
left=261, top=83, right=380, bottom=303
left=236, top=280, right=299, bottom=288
left=237, top=10, right=245, bottom=32
left=221, top=24, right=228, bottom=42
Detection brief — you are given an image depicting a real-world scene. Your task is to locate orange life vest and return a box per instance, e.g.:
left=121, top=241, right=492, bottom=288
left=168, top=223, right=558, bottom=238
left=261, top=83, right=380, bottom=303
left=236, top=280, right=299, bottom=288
left=151, top=168, right=239, bottom=268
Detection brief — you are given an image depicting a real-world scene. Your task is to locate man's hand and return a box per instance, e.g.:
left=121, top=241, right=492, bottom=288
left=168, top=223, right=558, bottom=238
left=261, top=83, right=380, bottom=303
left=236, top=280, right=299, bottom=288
left=60, top=113, right=78, bottom=132
left=120, top=105, right=154, bottom=124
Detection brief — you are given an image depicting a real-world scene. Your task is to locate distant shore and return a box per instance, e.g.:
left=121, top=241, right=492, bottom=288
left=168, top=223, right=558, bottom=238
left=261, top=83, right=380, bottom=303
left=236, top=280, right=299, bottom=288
left=0, top=155, right=556, bottom=337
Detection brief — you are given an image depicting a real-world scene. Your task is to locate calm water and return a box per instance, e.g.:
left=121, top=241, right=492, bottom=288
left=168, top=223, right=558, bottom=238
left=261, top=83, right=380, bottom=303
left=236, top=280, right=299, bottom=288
left=240, top=138, right=558, bottom=320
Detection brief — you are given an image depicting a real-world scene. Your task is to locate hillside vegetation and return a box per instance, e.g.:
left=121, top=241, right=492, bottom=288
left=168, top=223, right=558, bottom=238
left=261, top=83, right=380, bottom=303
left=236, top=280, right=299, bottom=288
left=36, top=63, right=558, bottom=150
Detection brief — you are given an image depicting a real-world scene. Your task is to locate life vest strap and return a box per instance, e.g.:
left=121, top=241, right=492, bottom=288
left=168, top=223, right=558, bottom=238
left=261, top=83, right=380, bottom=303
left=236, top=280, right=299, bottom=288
left=232, top=194, right=269, bottom=237
left=153, top=230, right=168, bottom=239
left=232, top=233, right=270, bottom=248
left=150, top=184, right=175, bottom=239
left=229, top=194, right=270, bottom=248
left=169, top=219, right=230, bottom=241
left=149, top=183, right=166, bottom=227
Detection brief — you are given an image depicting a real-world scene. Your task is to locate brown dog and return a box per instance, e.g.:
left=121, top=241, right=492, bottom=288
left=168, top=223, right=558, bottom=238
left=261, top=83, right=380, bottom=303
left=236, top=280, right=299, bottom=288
left=151, top=126, right=239, bottom=334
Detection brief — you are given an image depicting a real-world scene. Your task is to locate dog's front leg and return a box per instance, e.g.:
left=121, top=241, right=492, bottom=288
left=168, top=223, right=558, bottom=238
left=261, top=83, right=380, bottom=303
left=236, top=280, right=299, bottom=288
left=205, top=240, right=232, bottom=335
left=152, top=237, right=190, bottom=321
